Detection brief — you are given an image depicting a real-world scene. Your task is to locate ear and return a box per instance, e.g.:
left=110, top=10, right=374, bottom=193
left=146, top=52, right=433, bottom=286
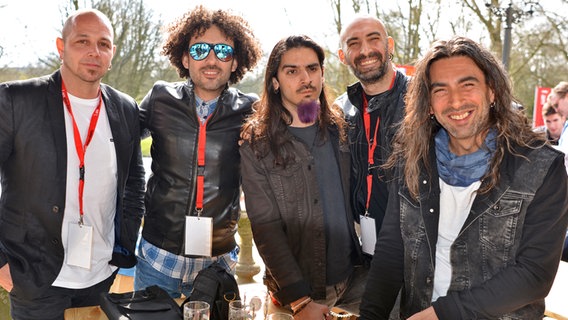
left=231, top=56, right=238, bottom=73
left=182, top=52, right=190, bottom=70
left=272, top=77, right=279, bottom=91
left=56, top=37, right=64, bottom=59
left=338, top=48, right=347, bottom=65
left=387, top=37, right=395, bottom=56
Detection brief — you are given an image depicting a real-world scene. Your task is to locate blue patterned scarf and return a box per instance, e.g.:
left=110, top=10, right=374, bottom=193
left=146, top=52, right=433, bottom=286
left=435, top=129, right=497, bottom=187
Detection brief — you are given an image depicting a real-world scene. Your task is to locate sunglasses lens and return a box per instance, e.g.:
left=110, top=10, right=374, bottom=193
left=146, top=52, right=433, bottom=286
left=189, top=43, right=211, bottom=61
left=213, top=44, right=234, bottom=62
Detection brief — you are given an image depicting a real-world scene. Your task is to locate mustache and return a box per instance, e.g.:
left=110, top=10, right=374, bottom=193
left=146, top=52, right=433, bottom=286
left=297, top=83, right=317, bottom=93
left=354, top=51, right=384, bottom=66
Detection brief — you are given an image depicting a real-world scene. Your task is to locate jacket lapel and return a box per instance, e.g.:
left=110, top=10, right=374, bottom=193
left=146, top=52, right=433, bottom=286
left=46, top=71, right=67, bottom=183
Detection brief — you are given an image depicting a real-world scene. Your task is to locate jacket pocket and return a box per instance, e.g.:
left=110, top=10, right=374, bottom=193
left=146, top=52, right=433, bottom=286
left=480, top=197, right=523, bottom=255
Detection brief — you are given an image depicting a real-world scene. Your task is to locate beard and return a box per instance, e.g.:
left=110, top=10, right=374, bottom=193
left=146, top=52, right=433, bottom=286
left=349, top=51, right=390, bottom=85
left=297, top=100, right=321, bottom=124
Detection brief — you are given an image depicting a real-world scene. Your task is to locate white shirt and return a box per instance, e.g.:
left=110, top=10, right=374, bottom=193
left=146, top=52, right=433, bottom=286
left=432, top=179, right=481, bottom=301
left=52, top=93, right=118, bottom=289
left=554, top=121, right=568, bottom=174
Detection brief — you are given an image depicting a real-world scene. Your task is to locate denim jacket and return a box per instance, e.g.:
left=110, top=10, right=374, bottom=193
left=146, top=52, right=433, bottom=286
left=360, top=141, right=568, bottom=320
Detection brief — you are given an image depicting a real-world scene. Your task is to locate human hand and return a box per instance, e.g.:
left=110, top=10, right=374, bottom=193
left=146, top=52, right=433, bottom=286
left=408, top=306, right=438, bottom=320
left=293, top=301, right=331, bottom=320
left=0, top=264, right=13, bottom=292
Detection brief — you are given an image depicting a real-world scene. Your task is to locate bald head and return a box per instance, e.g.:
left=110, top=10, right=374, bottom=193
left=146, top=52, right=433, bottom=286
left=62, top=9, right=114, bottom=41
left=340, top=15, right=388, bottom=47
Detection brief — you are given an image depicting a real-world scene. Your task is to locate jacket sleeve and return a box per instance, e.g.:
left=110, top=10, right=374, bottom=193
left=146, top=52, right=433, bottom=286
left=433, top=153, right=568, bottom=319
left=111, top=97, right=146, bottom=268
left=0, top=83, right=14, bottom=268
left=239, top=143, right=311, bottom=305
left=359, top=171, right=405, bottom=319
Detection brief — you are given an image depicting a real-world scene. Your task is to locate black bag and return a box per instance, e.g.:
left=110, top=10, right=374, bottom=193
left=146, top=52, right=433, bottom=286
left=100, top=285, right=183, bottom=320
left=181, top=262, right=240, bottom=320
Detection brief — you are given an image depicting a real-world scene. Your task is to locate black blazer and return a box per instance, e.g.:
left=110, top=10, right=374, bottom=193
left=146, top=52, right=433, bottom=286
left=0, top=71, right=145, bottom=300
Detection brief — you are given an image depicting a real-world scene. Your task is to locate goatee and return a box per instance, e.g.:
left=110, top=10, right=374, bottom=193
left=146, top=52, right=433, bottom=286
left=297, top=100, right=320, bottom=124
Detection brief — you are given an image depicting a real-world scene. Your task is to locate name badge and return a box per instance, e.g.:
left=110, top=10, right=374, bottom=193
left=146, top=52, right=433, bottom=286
left=360, top=215, right=377, bottom=255
left=185, top=216, right=213, bottom=257
left=67, top=222, right=93, bottom=269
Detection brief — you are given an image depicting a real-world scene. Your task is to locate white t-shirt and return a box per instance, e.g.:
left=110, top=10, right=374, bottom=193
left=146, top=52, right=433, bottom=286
left=432, top=179, right=481, bottom=301
left=52, top=93, right=118, bottom=289
left=554, top=121, right=568, bottom=174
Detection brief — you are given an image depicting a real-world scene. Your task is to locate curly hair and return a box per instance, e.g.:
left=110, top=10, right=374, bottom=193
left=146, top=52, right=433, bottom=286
left=162, top=5, right=262, bottom=84
left=387, top=36, right=546, bottom=200
left=241, top=35, right=347, bottom=167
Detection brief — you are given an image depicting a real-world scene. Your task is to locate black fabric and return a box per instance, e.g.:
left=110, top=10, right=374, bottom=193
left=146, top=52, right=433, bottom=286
left=100, top=285, right=182, bottom=320
left=181, top=262, right=240, bottom=320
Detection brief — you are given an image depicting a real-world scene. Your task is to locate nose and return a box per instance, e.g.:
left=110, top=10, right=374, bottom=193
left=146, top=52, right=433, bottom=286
left=447, top=89, right=463, bottom=108
left=359, top=40, right=372, bottom=56
left=300, top=70, right=311, bottom=85
left=88, top=44, right=101, bottom=57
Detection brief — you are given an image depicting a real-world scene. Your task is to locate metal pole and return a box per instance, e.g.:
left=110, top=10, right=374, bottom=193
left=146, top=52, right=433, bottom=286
left=502, top=2, right=513, bottom=71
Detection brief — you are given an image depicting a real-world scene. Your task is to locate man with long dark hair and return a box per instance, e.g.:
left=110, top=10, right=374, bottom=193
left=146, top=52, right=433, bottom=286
left=240, top=35, right=367, bottom=319
left=360, top=36, right=568, bottom=319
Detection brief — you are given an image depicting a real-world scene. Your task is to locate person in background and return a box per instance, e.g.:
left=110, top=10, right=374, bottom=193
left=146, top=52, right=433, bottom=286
left=0, top=9, right=145, bottom=320
left=335, top=15, right=409, bottom=253
left=534, top=101, right=565, bottom=145
left=360, top=36, right=568, bottom=319
left=240, top=35, right=367, bottom=320
left=134, top=5, right=262, bottom=298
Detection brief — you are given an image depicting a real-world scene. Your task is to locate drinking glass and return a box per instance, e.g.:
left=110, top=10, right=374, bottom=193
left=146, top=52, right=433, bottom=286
left=184, top=301, right=210, bottom=320
left=228, top=300, right=251, bottom=320
left=267, top=312, right=294, bottom=320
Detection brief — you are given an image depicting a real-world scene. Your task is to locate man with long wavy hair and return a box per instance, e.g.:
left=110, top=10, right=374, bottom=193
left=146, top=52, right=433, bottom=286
left=360, top=36, right=568, bottom=319
left=240, top=35, right=367, bottom=320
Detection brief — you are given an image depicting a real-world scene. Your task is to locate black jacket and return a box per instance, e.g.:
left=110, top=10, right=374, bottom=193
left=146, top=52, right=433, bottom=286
left=0, top=71, right=145, bottom=300
left=139, top=80, right=256, bottom=256
left=334, top=71, right=409, bottom=234
left=240, top=127, right=363, bottom=305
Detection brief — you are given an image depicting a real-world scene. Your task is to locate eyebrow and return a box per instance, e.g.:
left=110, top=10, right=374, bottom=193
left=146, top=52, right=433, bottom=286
left=346, top=31, right=382, bottom=43
left=281, top=62, right=320, bottom=69
left=430, top=75, right=480, bottom=89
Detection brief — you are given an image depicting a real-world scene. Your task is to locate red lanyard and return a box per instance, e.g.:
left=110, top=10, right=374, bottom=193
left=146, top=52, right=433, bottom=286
left=362, top=71, right=397, bottom=215
left=61, top=80, right=103, bottom=224
left=195, top=119, right=208, bottom=216
left=362, top=94, right=380, bottom=215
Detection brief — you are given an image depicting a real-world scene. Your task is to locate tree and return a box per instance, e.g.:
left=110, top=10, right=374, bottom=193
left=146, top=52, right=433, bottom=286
left=94, top=0, right=166, bottom=100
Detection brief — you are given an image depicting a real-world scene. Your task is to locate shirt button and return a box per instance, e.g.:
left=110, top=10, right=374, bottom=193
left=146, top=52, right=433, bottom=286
left=429, top=208, right=435, bottom=214
left=52, top=206, right=60, bottom=213
left=422, top=180, right=427, bottom=184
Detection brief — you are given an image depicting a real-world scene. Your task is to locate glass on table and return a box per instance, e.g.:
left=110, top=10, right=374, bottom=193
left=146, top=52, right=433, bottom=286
left=267, top=312, right=294, bottom=319
left=184, top=300, right=210, bottom=320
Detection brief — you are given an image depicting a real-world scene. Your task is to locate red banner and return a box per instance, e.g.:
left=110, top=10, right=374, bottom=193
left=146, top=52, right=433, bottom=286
left=533, top=86, right=551, bottom=128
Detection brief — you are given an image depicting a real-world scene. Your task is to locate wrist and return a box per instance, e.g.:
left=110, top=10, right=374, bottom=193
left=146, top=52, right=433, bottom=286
left=291, top=296, right=312, bottom=315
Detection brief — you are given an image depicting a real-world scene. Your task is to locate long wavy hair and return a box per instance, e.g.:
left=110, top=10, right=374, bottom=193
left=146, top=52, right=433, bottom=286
left=387, top=36, right=546, bottom=200
left=241, top=35, right=347, bottom=167
left=162, top=5, right=262, bottom=83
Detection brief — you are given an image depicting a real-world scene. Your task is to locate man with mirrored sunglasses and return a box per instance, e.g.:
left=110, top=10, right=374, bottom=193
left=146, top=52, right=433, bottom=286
left=134, top=5, right=263, bottom=299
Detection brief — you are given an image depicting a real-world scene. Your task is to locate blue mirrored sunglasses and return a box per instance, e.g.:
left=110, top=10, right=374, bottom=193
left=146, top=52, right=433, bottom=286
left=188, top=42, right=234, bottom=62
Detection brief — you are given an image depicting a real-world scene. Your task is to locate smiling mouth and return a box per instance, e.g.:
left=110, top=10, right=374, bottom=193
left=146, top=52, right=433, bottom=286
left=358, top=58, right=379, bottom=67
left=450, top=111, right=471, bottom=120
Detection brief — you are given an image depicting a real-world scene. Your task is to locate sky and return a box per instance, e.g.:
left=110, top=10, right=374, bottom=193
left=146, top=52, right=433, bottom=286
left=0, top=0, right=357, bottom=67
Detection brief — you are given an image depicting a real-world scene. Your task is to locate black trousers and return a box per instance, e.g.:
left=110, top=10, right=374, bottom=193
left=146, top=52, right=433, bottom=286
left=9, top=269, right=117, bottom=320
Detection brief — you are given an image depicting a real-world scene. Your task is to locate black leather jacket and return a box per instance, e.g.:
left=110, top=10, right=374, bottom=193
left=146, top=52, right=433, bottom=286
left=139, top=80, right=256, bottom=256
left=334, top=71, right=409, bottom=232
